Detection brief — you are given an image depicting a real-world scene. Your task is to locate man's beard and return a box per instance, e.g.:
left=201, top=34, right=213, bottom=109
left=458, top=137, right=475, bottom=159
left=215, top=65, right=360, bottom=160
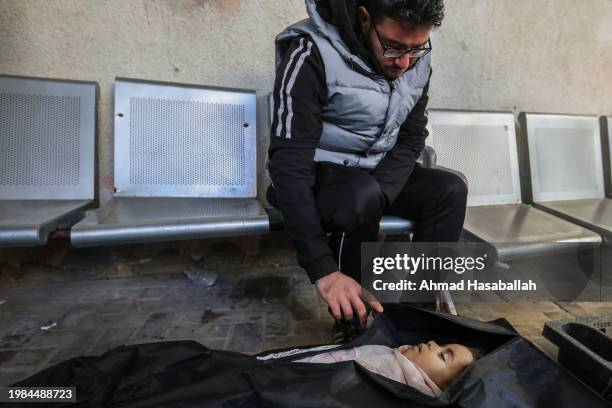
left=358, top=28, right=386, bottom=75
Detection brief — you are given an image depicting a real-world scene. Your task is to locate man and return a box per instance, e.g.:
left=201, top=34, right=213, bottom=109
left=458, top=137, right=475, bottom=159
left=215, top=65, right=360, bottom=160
left=267, top=0, right=467, bottom=338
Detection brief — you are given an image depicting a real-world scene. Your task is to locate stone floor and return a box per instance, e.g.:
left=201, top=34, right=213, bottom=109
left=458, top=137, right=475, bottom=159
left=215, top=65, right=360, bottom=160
left=1, top=236, right=611, bottom=386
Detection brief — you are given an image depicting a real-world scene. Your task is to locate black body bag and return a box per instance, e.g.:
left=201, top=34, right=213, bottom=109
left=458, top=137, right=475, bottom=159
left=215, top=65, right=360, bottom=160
left=11, top=305, right=610, bottom=407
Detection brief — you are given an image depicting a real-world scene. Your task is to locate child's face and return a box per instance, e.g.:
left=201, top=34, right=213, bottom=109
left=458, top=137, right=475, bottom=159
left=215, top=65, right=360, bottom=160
left=401, top=341, right=475, bottom=389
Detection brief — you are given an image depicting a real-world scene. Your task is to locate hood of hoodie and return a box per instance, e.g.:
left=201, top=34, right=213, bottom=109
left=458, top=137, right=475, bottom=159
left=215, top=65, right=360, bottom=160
left=305, top=0, right=381, bottom=75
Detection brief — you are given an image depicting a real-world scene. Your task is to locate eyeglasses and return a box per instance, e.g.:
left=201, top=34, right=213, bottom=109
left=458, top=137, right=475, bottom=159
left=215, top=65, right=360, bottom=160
left=371, top=23, right=432, bottom=59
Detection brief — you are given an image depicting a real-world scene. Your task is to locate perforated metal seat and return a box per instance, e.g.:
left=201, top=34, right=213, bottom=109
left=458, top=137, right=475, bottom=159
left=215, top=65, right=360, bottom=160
left=427, top=110, right=600, bottom=262
left=71, top=79, right=269, bottom=247
left=0, top=76, right=96, bottom=247
left=519, top=113, right=612, bottom=243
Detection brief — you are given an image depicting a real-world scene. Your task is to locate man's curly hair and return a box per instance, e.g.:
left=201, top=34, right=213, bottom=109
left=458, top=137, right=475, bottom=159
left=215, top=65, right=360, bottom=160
left=360, top=0, right=445, bottom=27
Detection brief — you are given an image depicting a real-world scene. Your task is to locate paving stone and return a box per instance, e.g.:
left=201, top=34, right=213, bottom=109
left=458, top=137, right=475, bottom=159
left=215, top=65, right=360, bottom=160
left=48, top=346, right=92, bottom=365
left=485, top=302, right=520, bottom=315
left=556, top=302, right=601, bottom=318
left=177, top=293, right=223, bottom=314
left=242, top=275, right=292, bottom=300
left=0, top=324, right=14, bottom=342
left=529, top=336, right=559, bottom=360
left=130, top=311, right=175, bottom=343
left=316, top=302, right=332, bottom=320
left=453, top=303, right=473, bottom=316
left=284, top=296, right=319, bottom=321
left=576, top=302, right=612, bottom=315
left=0, top=369, right=31, bottom=386
left=0, top=350, right=17, bottom=365
left=104, top=288, right=145, bottom=301
left=543, top=309, right=575, bottom=321
left=165, top=324, right=229, bottom=342
left=263, top=309, right=290, bottom=337
left=90, top=328, right=139, bottom=355
left=462, top=303, right=501, bottom=321
left=291, top=320, right=330, bottom=338
left=0, top=348, right=54, bottom=368
left=227, top=323, right=263, bottom=354
left=139, top=287, right=169, bottom=301
left=514, top=323, right=546, bottom=338
left=25, top=330, right=100, bottom=350
left=210, top=288, right=252, bottom=309
left=532, top=302, right=566, bottom=313
left=94, top=312, right=151, bottom=329
left=171, top=306, right=215, bottom=327
left=0, top=300, right=69, bottom=316
left=55, top=308, right=100, bottom=330
left=98, top=300, right=133, bottom=314
left=197, top=338, right=228, bottom=350
left=0, top=333, right=34, bottom=349
left=132, top=299, right=176, bottom=314
left=192, top=308, right=264, bottom=327
left=501, top=312, right=549, bottom=327
left=2, top=316, right=51, bottom=336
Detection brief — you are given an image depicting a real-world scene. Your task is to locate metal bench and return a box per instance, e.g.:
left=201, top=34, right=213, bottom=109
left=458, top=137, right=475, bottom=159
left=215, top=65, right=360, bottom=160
left=0, top=75, right=97, bottom=247
left=71, top=78, right=269, bottom=247
left=518, top=113, right=612, bottom=244
left=427, top=110, right=600, bottom=262
left=601, top=116, right=611, bottom=198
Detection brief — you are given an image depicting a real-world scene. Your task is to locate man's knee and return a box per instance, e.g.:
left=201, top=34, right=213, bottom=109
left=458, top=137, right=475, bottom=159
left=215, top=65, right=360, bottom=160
left=440, top=171, right=468, bottom=208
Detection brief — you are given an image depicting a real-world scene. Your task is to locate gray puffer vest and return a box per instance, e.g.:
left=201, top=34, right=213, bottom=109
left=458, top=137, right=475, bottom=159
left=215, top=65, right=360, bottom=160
left=275, top=0, right=431, bottom=169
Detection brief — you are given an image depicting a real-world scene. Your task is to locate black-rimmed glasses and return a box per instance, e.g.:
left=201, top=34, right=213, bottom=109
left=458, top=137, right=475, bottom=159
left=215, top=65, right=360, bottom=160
left=372, top=23, right=432, bottom=59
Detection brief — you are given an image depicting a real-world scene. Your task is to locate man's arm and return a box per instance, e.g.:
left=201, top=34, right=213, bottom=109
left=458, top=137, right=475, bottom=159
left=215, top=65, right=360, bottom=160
left=372, top=72, right=432, bottom=207
left=269, top=36, right=384, bottom=323
left=268, top=36, right=338, bottom=283
left=268, top=37, right=383, bottom=323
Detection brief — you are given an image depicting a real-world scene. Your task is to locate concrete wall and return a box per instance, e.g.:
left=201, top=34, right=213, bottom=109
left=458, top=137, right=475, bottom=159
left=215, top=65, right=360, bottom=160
left=1, top=0, right=611, bottom=203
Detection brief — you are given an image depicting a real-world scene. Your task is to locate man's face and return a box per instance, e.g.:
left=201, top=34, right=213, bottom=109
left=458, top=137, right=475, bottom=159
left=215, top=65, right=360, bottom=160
left=357, top=7, right=431, bottom=79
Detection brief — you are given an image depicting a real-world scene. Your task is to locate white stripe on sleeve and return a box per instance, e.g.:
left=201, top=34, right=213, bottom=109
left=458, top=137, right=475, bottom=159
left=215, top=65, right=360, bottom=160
left=284, top=40, right=313, bottom=139
left=275, top=38, right=306, bottom=137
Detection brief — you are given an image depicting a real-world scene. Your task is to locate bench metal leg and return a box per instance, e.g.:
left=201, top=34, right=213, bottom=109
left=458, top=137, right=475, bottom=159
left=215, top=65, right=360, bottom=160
left=437, top=290, right=457, bottom=315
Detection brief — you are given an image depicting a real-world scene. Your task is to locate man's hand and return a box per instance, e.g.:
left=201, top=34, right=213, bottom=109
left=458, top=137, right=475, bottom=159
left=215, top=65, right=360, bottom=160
left=315, top=271, right=384, bottom=325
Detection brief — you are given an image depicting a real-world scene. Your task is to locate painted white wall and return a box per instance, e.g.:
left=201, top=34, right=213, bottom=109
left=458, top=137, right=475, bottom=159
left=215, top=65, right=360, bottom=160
left=1, top=0, right=611, bottom=202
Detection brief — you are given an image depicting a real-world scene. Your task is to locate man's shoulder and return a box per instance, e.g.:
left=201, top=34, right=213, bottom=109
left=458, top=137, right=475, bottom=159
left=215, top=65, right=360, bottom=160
left=280, top=35, right=325, bottom=78
left=286, top=34, right=321, bottom=56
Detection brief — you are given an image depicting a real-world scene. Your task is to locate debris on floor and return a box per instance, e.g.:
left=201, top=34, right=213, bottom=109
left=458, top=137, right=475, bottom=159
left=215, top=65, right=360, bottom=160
left=184, top=266, right=218, bottom=287
left=40, top=322, right=57, bottom=331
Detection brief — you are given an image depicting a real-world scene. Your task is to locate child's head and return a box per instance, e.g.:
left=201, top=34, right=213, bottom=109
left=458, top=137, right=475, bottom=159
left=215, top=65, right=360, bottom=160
left=401, top=341, right=479, bottom=389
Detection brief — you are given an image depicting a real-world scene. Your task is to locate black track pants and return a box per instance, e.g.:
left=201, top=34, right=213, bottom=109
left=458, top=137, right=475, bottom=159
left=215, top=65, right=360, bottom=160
left=312, top=162, right=468, bottom=283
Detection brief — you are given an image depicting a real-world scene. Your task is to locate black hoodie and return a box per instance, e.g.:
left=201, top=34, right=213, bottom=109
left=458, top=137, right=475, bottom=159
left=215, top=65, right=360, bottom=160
left=315, top=0, right=378, bottom=67
left=268, top=0, right=431, bottom=283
